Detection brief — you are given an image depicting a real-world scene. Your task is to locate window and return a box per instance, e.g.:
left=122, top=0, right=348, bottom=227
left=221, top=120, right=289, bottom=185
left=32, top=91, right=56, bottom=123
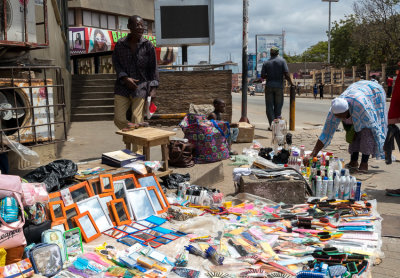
left=118, top=16, right=129, bottom=31
left=68, top=9, right=75, bottom=26
left=83, top=10, right=92, bottom=26
left=82, top=10, right=117, bottom=30
left=100, top=14, right=108, bottom=29
left=143, top=21, right=148, bottom=35
left=108, top=15, right=116, bottom=30
left=91, top=12, right=100, bottom=28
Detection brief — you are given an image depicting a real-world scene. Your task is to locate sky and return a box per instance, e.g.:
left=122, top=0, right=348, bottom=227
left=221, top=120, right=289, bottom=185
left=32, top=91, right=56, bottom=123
left=185, top=0, right=354, bottom=65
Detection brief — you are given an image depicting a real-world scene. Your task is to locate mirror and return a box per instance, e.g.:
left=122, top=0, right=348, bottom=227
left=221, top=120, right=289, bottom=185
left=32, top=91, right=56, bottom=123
left=102, top=177, right=111, bottom=190
left=147, top=186, right=164, bottom=213
left=63, top=227, right=83, bottom=258
left=118, top=235, right=142, bottom=246
left=49, top=201, right=65, bottom=221
left=116, top=225, right=138, bottom=234
left=131, top=231, right=155, bottom=242
left=137, top=175, right=168, bottom=208
left=137, top=220, right=157, bottom=228
left=154, top=237, right=171, bottom=244
left=103, top=228, right=128, bottom=239
left=113, top=180, right=126, bottom=200
left=64, top=205, right=80, bottom=229
left=162, top=234, right=179, bottom=240
left=77, top=196, right=113, bottom=233
left=115, top=201, right=128, bottom=222
left=75, top=213, right=98, bottom=239
left=98, top=193, right=115, bottom=220
left=69, top=182, right=92, bottom=203
left=100, top=174, right=114, bottom=192
left=88, top=179, right=100, bottom=195
left=125, top=188, right=157, bottom=221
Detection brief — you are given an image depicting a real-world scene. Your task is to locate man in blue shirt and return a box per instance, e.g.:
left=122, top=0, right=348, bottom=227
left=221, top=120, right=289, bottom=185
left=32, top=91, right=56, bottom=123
left=260, top=47, right=294, bottom=129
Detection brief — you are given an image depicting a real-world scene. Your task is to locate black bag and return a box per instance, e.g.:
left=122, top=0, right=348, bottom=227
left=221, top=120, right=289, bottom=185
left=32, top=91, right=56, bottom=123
left=23, top=220, right=51, bottom=245
left=23, top=160, right=78, bottom=192
left=161, top=173, right=190, bottom=189
left=168, top=140, right=195, bottom=168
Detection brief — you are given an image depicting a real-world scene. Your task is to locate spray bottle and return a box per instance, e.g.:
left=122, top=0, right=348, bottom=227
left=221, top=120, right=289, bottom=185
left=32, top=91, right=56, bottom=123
left=316, top=176, right=322, bottom=197
left=334, top=174, right=340, bottom=199
left=339, top=169, right=346, bottom=199
left=322, top=177, right=328, bottom=197
left=327, top=177, right=334, bottom=199
left=350, top=176, right=357, bottom=200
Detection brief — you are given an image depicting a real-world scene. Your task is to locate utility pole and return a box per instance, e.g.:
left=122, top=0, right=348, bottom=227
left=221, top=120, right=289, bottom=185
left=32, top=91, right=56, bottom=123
left=322, top=0, right=339, bottom=64
left=240, top=0, right=249, bottom=123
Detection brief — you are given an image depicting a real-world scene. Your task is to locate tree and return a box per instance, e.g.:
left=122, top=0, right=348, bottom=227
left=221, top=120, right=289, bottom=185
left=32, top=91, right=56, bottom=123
left=302, top=41, right=328, bottom=62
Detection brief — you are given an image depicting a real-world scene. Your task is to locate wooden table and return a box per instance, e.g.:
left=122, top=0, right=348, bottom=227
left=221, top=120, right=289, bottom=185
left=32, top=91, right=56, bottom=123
left=116, top=127, right=176, bottom=176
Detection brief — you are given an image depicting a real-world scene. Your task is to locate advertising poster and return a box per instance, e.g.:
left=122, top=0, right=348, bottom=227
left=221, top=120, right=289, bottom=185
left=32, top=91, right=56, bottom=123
left=256, top=34, right=284, bottom=73
left=247, top=53, right=256, bottom=79
left=88, top=28, right=113, bottom=53
left=69, top=28, right=86, bottom=55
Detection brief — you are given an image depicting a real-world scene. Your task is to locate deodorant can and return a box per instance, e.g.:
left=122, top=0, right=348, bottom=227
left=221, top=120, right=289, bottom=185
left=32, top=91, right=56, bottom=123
left=355, top=181, right=362, bottom=201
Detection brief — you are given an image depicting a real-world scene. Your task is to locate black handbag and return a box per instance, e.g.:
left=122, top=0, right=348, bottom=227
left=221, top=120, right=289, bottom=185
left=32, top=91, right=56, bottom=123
left=168, top=140, right=195, bottom=168
left=23, top=220, right=51, bottom=245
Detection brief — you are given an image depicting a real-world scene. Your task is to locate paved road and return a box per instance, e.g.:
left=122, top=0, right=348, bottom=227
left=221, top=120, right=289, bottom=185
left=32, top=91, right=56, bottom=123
left=232, top=93, right=332, bottom=129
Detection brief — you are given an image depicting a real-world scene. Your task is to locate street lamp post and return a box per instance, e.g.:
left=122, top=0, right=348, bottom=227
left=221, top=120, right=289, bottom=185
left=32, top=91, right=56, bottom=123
left=322, top=0, right=339, bottom=64
left=240, top=0, right=249, bottom=123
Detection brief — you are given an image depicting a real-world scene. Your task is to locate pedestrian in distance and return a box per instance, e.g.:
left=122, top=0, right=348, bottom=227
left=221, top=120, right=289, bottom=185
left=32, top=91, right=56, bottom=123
left=112, top=15, right=159, bottom=153
left=387, top=75, right=394, bottom=98
left=319, top=82, right=324, bottom=99
left=306, top=80, right=387, bottom=173
left=313, top=83, right=318, bottom=100
left=260, top=46, right=294, bottom=130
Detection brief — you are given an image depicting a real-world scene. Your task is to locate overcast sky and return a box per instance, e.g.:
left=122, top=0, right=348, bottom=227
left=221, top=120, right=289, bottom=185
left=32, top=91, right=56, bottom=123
left=186, top=0, right=354, bottom=65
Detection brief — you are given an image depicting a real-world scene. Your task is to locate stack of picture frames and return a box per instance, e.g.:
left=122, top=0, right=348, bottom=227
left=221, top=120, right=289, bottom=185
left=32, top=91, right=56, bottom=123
left=47, top=172, right=177, bottom=247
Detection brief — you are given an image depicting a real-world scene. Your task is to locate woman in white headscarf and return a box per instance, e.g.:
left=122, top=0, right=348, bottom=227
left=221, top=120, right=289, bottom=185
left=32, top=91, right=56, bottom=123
left=308, top=80, right=387, bottom=172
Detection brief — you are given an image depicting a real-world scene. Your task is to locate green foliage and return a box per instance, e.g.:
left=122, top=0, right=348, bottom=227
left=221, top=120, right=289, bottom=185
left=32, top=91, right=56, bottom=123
left=303, top=41, right=328, bottom=62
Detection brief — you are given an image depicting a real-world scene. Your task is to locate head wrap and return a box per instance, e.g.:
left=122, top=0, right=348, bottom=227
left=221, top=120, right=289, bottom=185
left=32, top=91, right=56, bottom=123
left=270, top=47, right=279, bottom=55
left=331, top=98, right=349, bottom=114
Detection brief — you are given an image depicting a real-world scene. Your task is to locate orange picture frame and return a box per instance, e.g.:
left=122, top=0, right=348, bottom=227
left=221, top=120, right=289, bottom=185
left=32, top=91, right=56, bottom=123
left=113, top=174, right=140, bottom=190
left=48, top=200, right=67, bottom=222
left=72, top=211, right=101, bottom=243
left=146, top=186, right=168, bottom=214
left=109, top=199, right=131, bottom=226
left=87, top=178, right=101, bottom=196
left=69, top=181, right=94, bottom=203
left=107, top=202, right=116, bottom=226
left=136, top=173, right=170, bottom=209
left=63, top=204, right=81, bottom=230
left=100, top=174, right=114, bottom=193
left=49, top=192, right=62, bottom=202
left=51, top=219, right=69, bottom=232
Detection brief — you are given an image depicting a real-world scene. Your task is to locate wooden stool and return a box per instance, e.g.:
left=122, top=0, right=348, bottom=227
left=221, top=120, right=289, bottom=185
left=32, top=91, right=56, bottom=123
left=116, top=127, right=176, bottom=176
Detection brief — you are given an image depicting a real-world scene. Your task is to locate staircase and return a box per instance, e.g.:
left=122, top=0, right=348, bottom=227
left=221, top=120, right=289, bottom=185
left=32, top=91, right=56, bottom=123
left=71, top=74, right=116, bottom=122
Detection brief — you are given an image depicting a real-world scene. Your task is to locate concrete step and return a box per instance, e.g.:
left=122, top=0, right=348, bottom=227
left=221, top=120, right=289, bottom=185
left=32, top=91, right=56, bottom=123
left=71, top=113, right=114, bottom=122
left=71, top=92, right=115, bottom=100
left=72, top=105, right=114, bottom=114
left=72, top=85, right=115, bottom=93
left=71, top=98, right=114, bottom=106
left=72, top=74, right=116, bottom=80
left=72, top=79, right=115, bottom=86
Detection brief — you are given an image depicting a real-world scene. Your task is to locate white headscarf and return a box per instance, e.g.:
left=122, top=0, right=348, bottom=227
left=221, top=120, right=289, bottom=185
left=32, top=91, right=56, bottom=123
left=331, top=98, right=349, bottom=114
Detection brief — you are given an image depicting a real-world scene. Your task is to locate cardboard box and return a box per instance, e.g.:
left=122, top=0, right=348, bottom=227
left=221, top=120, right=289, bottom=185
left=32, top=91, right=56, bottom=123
left=236, top=122, right=255, bottom=143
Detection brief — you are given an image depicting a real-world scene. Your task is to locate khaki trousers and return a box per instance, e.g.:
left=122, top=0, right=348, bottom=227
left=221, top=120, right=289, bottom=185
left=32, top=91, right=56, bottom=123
left=114, top=94, right=145, bottom=154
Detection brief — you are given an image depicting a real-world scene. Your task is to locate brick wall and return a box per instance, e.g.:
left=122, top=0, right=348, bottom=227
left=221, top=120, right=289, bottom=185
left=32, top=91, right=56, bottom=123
left=151, top=70, right=233, bottom=125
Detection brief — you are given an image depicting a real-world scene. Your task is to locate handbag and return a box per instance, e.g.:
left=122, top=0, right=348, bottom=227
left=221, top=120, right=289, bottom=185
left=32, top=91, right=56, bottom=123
left=0, top=197, right=19, bottom=223
left=168, top=140, right=195, bottom=168
left=23, top=220, right=52, bottom=245
left=0, top=258, right=34, bottom=278
left=27, top=243, right=63, bottom=277
left=24, top=202, right=47, bottom=225
left=180, top=114, right=230, bottom=164
left=0, top=175, right=26, bottom=249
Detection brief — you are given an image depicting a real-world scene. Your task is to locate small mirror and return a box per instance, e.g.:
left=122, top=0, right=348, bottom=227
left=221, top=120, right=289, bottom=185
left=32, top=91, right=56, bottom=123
left=113, top=180, right=126, bottom=199
left=115, top=201, right=128, bottom=222
left=102, top=177, right=111, bottom=189
left=49, top=201, right=65, bottom=221
left=138, top=175, right=168, bottom=208
left=77, top=196, right=113, bottom=233
left=116, top=225, right=137, bottom=234
left=88, top=179, right=100, bottom=195
left=63, top=227, right=83, bottom=258
left=147, top=186, right=164, bottom=213
left=103, top=228, right=128, bottom=239
left=125, top=188, right=157, bottom=221
left=100, top=174, right=114, bottom=192
left=69, top=182, right=92, bottom=203
left=118, top=235, right=141, bottom=246
left=99, top=193, right=115, bottom=220
left=131, top=231, right=155, bottom=242
left=124, top=178, right=136, bottom=190
left=65, top=206, right=79, bottom=230
left=75, top=213, right=99, bottom=240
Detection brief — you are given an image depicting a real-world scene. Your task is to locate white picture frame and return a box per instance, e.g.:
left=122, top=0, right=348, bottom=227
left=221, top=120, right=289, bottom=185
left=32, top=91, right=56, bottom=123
left=125, top=188, right=157, bottom=221
left=77, top=196, right=113, bottom=233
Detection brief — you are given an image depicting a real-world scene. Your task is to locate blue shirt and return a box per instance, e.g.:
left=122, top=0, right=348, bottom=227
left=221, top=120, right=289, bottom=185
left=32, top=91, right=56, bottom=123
left=261, top=56, right=289, bottom=89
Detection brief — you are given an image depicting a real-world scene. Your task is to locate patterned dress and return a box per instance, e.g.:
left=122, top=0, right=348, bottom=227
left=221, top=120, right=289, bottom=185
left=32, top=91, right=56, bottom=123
left=319, top=81, right=387, bottom=158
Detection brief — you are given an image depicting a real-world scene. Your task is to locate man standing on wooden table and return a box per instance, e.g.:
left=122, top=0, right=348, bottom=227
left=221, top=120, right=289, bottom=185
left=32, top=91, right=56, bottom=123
left=112, top=15, right=159, bottom=153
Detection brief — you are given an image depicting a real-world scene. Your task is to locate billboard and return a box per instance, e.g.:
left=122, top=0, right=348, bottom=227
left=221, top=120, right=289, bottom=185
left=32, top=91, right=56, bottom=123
left=154, top=0, right=215, bottom=46
left=255, top=34, right=284, bottom=73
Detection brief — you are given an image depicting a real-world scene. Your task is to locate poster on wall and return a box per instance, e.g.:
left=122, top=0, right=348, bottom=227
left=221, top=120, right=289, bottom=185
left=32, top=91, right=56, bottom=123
left=88, top=28, right=112, bottom=53
left=69, top=28, right=86, bottom=55
left=255, top=34, right=284, bottom=73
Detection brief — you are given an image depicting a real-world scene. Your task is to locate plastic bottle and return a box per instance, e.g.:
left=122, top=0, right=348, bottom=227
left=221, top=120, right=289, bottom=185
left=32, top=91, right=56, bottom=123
left=343, top=175, right=351, bottom=200
left=350, top=176, right=357, bottom=199
left=339, top=169, right=346, bottom=199
left=355, top=182, right=362, bottom=201
left=327, top=177, right=334, bottom=199
left=321, top=177, right=328, bottom=197
left=334, top=174, right=340, bottom=199
left=316, top=176, right=322, bottom=197
left=300, top=145, right=305, bottom=158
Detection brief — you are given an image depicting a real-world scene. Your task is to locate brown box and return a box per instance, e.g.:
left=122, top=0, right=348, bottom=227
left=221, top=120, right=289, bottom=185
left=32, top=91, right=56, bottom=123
left=239, top=175, right=306, bottom=204
left=236, top=122, right=255, bottom=143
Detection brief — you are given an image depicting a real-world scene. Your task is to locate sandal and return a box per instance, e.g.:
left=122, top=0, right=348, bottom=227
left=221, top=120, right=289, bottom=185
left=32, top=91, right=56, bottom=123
left=386, top=189, right=400, bottom=196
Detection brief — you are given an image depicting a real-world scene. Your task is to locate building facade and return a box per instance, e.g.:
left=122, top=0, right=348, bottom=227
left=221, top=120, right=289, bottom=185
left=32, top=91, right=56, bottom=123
left=67, top=0, right=156, bottom=74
